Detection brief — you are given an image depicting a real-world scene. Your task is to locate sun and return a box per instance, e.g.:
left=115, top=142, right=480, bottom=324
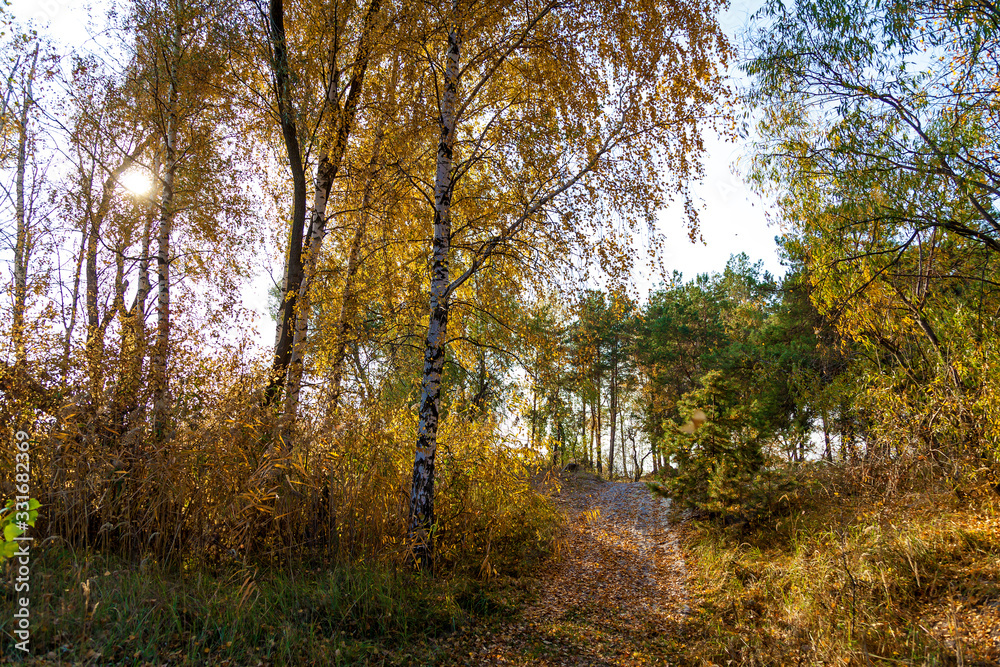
left=119, top=168, right=153, bottom=197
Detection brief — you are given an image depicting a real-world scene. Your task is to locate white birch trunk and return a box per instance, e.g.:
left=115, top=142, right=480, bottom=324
left=407, top=19, right=460, bottom=570
left=279, top=0, right=383, bottom=432
left=151, top=19, right=181, bottom=439
left=12, top=47, right=38, bottom=369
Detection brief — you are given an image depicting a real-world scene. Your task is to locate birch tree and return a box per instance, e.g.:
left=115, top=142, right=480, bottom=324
left=9, top=44, right=38, bottom=371
left=260, top=0, right=386, bottom=427
left=129, top=0, right=244, bottom=438
left=0, top=35, right=55, bottom=421
left=279, top=0, right=386, bottom=441
left=404, top=0, right=730, bottom=569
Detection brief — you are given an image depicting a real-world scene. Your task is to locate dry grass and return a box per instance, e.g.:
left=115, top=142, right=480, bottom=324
left=0, top=358, right=560, bottom=574
left=0, top=542, right=542, bottom=665
left=676, top=467, right=1000, bottom=666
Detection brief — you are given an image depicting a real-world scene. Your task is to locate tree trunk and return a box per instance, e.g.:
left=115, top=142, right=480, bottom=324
left=822, top=408, right=832, bottom=462
left=112, top=154, right=160, bottom=439
left=12, top=46, right=38, bottom=370
left=596, top=376, right=603, bottom=476
left=266, top=0, right=309, bottom=407
left=592, top=398, right=598, bottom=471
left=61, top=232, right=86, bottom=385
left=85, top=181, right=103, bottom=405
left=530, top=354, right=539, bottom=449
left=150, top=21, right=181, bottom=440
left=408, top=19, right=460, bottom=571
left=282, top=0, right=383, bottom=436
left=608, top=360, right=617, bottom=480
left=82, top=141, right=151, bottom=411
left=326, top=89, right=393, bottom=409
left=620, top=408, right=626, bottom=478
left=558, top=419, right=565, bottom=466
left=323, top=181, right=374, bottom=410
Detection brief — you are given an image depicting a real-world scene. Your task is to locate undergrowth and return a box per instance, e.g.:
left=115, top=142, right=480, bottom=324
left=0, top=544, right=536, bottom=665
left=0, top=377, right=562, bottom=665
left=677, top=468, right=1000, bottom=666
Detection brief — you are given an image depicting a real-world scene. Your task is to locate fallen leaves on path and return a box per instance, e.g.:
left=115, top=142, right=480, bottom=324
left=438, top=475, right=690, bottom=666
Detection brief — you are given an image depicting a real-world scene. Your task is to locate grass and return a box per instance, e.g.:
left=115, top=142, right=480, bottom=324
left=676, top=480, right=1000, bottom=665
left=14, top=466, right=997, bottom=665
left=0, top=545, right=537, bottom=665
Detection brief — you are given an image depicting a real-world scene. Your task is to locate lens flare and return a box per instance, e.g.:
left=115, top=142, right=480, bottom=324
left=119, top=168, right=153, bottom=196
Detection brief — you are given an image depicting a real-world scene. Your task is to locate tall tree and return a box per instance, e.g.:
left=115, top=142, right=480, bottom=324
left=404, top=0, right=731, bottom=568
left=9, top=44, right=38, bottom=371
left=129, top=0, right=238, bottom=438
left=263, top=0, right=385, bottom=425
left=747, top=0, right=1000, bottom=487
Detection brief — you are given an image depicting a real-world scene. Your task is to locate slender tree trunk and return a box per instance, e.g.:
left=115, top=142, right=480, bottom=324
left=631, top=432, right=638, bottom=481
left=282, top=0, right=383, bottom=434
left=61, top=231, right=86, bottom=385
left=266, top=0, right=309, bottom=406
left=325, top=59, right=396, bottom=407
left=556, top=419, right=564, bottom=466
left=530, top=354, right=538, bottom=449
left=408, top=19, right=460, bottom=571
left=618, top=411, right=628, bottom=477
left=151, top=21, right=181, bottom=440
left=608, top=361, right=617, bottom=480
left=586, top=397, right=592, bottom=466
left=113, top=154, right=160, bottom=436
left=822, top=408, right=832, bottom=462
left=324, top=165, right=378, bottom=408
left=85, top=182, right=103, bottom=405
left=80, top=138, right=151, bottom=403
left=596, top=376, right=603, bottom=476
left=12, top=47, right=38, bottom=370
left=329, top=180, right=375, bottom=410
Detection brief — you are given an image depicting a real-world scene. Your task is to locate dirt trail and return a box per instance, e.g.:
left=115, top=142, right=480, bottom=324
left=453, top=474, right=691, bottom=666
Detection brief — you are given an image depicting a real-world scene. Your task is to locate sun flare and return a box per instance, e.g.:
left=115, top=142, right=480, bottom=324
left=119, top=168, right=153, bottom=197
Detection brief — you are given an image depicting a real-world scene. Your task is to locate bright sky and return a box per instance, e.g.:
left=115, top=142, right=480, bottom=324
left=654, top=0, right=783, bottom=285
left=9, top=0, right=91, bottom=47
left=655, top=130, right=781, bottom=284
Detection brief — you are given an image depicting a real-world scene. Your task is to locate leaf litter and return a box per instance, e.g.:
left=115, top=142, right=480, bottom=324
left=429, top=474, right=691, bottom=665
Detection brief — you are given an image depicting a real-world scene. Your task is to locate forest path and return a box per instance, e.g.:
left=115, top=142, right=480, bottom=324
left=443, top=474, right=691, bottom=666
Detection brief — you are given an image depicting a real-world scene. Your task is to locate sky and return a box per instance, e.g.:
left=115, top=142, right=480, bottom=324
left=8, top=0, right=785, bottom=343
left=655, top=130, right=782, bottom=283
left=654, top=0, right=784, bottom=284
left=9, top=0, right=92, bottom=47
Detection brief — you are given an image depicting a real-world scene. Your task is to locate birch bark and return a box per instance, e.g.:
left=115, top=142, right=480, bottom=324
left=609, top=356, right=618, bottom=479
left=281, top=0, right=383, bottom=436
left=12, top=47, right=38, bottom=370
left=150, top=19, right=181, bottom=439
left=407, top=19, right=460, bottom=570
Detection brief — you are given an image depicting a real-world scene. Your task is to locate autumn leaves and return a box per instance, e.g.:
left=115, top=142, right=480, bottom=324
left=0, top=0, right=732, bottom=575
left=257, top=0, right=732, bottom=568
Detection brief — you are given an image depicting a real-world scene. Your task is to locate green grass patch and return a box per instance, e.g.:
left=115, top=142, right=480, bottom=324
left=1, top=546, right=533, bottom=665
